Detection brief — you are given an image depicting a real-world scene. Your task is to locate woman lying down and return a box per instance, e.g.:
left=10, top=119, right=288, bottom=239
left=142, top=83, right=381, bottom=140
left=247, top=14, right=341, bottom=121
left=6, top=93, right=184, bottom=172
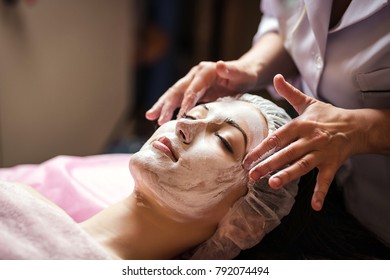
left=0, top=94, right=297, bottom=260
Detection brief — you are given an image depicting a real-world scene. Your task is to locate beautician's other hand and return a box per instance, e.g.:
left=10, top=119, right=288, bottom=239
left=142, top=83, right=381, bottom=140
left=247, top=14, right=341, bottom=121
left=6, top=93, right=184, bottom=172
left=243, top=74, right=366, bottom=211
left=145, top=60, right=258, bottom=125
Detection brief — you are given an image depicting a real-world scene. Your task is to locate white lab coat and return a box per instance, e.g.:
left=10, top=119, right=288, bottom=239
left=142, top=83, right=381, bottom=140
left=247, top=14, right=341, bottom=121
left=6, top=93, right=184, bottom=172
left=255, top=0, right=390, bottom=246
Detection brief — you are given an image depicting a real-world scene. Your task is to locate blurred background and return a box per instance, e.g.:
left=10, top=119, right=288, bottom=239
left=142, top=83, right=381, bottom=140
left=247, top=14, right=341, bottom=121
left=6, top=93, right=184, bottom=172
left=0, top=0, right=262, bottom=167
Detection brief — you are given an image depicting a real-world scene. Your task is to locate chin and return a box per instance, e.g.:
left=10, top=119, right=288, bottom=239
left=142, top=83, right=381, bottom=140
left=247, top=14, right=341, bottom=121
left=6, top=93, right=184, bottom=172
left=129, top=149, right=166, bottom=184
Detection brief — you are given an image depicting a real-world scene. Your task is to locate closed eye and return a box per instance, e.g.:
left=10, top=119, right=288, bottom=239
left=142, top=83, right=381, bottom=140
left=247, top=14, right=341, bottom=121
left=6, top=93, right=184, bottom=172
left=182, top=113, right=196, bottom=120
left=215, top=132, right=233, bottom=154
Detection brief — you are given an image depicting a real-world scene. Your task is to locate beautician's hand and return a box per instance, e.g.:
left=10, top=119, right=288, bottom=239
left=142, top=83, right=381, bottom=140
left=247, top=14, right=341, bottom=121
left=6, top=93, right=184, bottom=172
left=145, top=60, right=258, bottom=125
left=243, top=74, right=367, bottom=211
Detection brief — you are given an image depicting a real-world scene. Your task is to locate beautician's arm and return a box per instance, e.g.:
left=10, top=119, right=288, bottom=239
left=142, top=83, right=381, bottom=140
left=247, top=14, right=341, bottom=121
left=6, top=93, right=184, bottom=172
left=146, top=32, right=298, bottom=125
left=239, top=32, right=298, bottom=90
left=243, top=74, right=390, bottom=211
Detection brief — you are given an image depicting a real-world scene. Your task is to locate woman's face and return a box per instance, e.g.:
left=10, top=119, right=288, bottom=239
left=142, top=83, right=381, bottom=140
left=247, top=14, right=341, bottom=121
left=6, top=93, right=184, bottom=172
left=129, top=99, right=267, bottom=221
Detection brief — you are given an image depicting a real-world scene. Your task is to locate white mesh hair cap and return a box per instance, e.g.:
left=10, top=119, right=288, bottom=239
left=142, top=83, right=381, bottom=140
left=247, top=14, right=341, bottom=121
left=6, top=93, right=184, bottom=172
left=238, top=93, right=292, bottom=135
left=190, top=93, right=298, bottom=259
left=191, top=178, right=298, bottom=259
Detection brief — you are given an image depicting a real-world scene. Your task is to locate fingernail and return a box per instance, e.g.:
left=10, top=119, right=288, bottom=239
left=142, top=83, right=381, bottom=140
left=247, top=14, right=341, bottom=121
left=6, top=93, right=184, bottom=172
left=158, top=116, right=164, bottom=126
left=270, top=176, right=282, bottom=188
left=145, top=111, right=153, bottom=119
left=177, top=108, right=186, bottom=119
left=242, top=159, right=250, bottom=170
left=314, top=199, right=322, bottom=211
left=250, top=170, right=260, bottom=181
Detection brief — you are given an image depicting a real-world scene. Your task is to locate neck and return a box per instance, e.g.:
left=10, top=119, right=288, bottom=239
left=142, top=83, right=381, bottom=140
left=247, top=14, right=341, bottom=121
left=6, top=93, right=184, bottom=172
left=80, top=192, right=215, bottom=260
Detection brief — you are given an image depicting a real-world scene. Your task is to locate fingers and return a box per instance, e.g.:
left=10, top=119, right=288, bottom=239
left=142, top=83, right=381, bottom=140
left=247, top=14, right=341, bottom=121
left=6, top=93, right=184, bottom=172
left=145, top=95, right=180, bottom=125
left=145, top=101, right=163, bottom=121
left=243, top=74, right=316, bottom=167
left=215, top=61, right=239, bottom=85
left=158, top=99, right=180, bottom=125
left=147, top=60, right=255, bottom=125
left=243, top=74, right=343, bottom=212
left=214, top=61, right=232, bottom=89
left=177, top=88, right=206, bottom=118
left=178, top=63, right=220, bottom=116
left=145, top=66, right=200, bottom=124
left=255, top=144, right=316, bottom=187
left=250, top=147, right=336, bottom=212
left=146, top=62, right=218, bottom=124
left=215, top=60, right=230, bottom=75
left=273, top=74, right=314, bottom=115
left=243, top=121, right=297, bottom=170
left=145, top=83, right=184, bottom=125
left=311, top=167, right=336, bottom=211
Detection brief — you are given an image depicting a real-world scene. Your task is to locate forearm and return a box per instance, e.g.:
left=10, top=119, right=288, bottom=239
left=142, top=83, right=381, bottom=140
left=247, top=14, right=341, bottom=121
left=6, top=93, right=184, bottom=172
left=238, top=32, right=298, bottom=90
left=355, top=108, right=390, bottom=156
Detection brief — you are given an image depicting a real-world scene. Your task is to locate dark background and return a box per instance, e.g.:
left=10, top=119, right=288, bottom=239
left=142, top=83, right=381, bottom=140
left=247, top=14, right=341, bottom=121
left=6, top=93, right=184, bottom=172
left=106, top=0, right=263, bottom=153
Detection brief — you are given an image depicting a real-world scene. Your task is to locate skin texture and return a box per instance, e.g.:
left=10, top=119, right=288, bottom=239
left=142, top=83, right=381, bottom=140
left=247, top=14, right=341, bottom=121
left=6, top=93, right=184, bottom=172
left=145, top=2, right=390, bottom=211
left=89, top=98, right=268, bottom=259
left=16, top=98, right=269, bottom=260
left=145, top=32, right=297, bottom=125
left=146, top=58, right=390, bottom=213
left=243, top=75, right=390, bottom=211
left=131, top=99, right=267, bottom=221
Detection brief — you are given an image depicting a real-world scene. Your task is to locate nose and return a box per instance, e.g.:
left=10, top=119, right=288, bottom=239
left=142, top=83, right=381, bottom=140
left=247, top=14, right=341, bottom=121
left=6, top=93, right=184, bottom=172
left=175, top=118, right=207, bottom=144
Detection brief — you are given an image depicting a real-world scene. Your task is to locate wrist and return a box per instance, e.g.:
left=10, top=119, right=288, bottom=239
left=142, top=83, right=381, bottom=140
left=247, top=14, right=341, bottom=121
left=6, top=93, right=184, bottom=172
left=239, top=32, right=297, bottom=90
left=351, top=108, right=390, bottom=155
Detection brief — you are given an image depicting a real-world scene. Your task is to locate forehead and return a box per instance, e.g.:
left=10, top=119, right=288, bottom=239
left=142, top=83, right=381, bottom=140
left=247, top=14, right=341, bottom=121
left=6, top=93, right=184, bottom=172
left=207, top=99, right=268, bottom=150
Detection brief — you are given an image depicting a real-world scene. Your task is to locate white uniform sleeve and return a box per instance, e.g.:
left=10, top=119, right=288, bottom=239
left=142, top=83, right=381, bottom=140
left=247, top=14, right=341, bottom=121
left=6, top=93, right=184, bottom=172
left=253, top=0, right=280, bottom=44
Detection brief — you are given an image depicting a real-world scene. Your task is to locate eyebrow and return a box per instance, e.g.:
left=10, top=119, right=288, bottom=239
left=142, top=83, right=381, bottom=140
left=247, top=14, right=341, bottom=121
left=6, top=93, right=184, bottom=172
left=202, top=103, right=248, bottom=150
left=225, top=118, right=248, bottom=150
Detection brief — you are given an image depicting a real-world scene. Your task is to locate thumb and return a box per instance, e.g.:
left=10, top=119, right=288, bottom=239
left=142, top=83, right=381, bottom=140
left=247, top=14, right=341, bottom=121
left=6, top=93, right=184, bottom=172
left=273, top=74, right=314, bottom=115
left=215, top=60, right=234, bottom=79
left=216, top=60, right=256, bottom=91
left=216, top=60, right=249, bottom=81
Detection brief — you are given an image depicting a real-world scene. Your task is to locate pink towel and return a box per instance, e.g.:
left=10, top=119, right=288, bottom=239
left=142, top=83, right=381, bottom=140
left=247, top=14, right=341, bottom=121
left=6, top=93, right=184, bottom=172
left=0, top=154, right=133, bottom=222
left=0, top=180, right=110, bottom=259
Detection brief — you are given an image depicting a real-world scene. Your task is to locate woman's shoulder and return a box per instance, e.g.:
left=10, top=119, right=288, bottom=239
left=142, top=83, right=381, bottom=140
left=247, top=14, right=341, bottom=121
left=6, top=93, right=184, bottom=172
left=0, top=179, right=65, bottom=213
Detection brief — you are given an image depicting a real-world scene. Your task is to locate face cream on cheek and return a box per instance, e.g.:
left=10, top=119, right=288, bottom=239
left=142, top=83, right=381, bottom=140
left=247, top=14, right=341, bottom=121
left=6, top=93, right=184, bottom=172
left=156, top=172, right=247, bottom=220
left=129, top=128, right=249, bottom=221
left=132, top=154, right=248, bottom=221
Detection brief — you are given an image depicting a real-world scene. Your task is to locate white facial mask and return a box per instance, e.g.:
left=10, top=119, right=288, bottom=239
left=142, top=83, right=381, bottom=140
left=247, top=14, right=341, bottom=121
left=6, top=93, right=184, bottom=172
left=130, top=135, right=247, bottom=221
left=129, top=100, right=266, bottom=221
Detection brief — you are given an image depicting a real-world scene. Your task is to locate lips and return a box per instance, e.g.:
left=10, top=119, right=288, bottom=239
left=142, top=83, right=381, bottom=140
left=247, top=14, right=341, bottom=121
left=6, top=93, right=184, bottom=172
left=152, top=136, right=178, bottom=162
